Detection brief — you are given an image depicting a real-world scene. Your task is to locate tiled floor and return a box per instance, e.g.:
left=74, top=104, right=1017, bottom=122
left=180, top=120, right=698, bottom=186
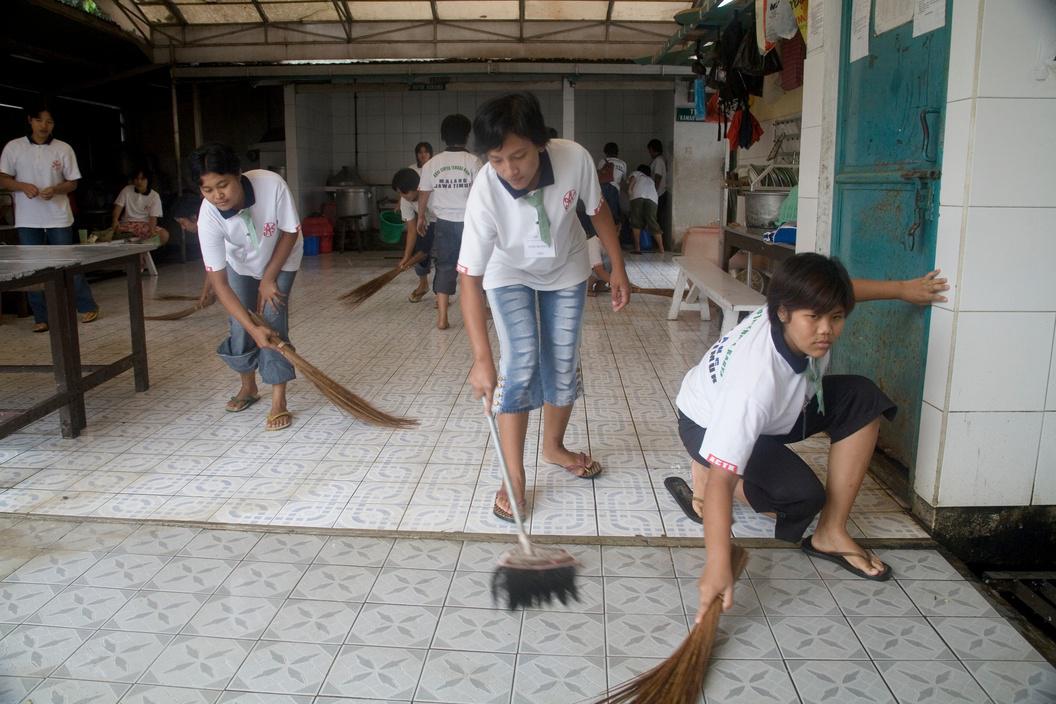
left=0, top=516, right=1052, bottom=704
left=0, top=254, right=927, bottom=539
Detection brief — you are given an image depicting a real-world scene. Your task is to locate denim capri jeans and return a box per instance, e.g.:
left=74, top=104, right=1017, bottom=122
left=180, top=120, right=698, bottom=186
left=217, top=268, right=297, bottom=385
left=487, top=281, right=586, bottom=414
left=432, top=219, right=463, bottom=295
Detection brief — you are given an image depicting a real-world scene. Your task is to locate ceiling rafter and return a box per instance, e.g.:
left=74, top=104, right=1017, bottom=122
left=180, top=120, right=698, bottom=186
left=518, top=0, right=525, bottom=41
left=331, top=0, right=353, bottom=41
left=249, top=0, right=269, bottom=24
left=158, top=0, right=188, bottom=26
left=605, top=0, right=615, bottom=41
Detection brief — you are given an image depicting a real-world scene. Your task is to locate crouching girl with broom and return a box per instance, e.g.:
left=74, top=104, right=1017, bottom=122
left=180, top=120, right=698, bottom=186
left=678, top=254, right=949, bottom=617
left=190, top=143, right=304, bottom=432
left=458, top=92, right=631, bottom=523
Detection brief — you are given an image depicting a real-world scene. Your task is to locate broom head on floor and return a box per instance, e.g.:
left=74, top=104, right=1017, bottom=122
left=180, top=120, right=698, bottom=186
left=631, top=285, right=676, bottom=297
left=339, top=252, right=427, bottom=307
left=249, top=313, right=416, bottom=429
left=595, top=544, right=749, bottom=704
left=492, top=543, right=579, bottom=610
left=145, top=297, right=215, bottom=321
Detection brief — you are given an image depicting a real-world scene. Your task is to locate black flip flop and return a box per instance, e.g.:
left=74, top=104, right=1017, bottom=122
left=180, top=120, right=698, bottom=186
left=664, top=476, right=703, bottom=524
left=800, top=535, right=892, bottom=581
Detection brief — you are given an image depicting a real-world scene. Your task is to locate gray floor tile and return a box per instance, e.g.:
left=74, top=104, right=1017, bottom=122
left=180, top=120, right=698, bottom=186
left=876, top=660, right=992, bottom=703
left=228, top=641, right=339, bottom=696
left=178, top=530, right=262, bottom=560
left=829, top=579, right=921, bottom=617
left=0, top=582, right=64, bottom=623
left=712, top=616, right=782, bottom=660
left=0, top=676, right=41, bottom=704
left=679, top=577, right=764, bottom=617
left=320, top=645, right=426, bottom=700
left=345, top=603, right=441, bottom=649
left=290, top=564, right=379, bottom=602
left=964, top=660, right=1056, bottom=703
left=4, top=550, right=104, bottom=585
left=787, top=660, right=896, bottom=703
left=262, top=600, right=360, bottom=644
left=754, top=579, right=841, bottom=616
left=313, top=537, right=395, bottom=567
left=605, top=613, right=687, bottom=657
left=74, top=553, right=170, bottom=589
left=605, top=656, right=665, bottom=692
left=704, top=659, right=800, bottom=703
left=770, top=616, right=869, bottom=660
left=25, top=585, right=135, bottom=628
left=245, top=534, right=326, bottom=564
left=604, top=576, right=684, bottom=614
left=432, top=606, right=522, bottom=653
left=104, top=591, right=209, bottom=633
left=899, top=580, right=999, bottom=617
left=119, top=686, right=221, bottom=704
left=849, top=617, right=956, bottom=661
left=216, top=562, right=308, bottom=599
left=876, top=550, right=962, bottom=581
left=929, top=617, right=1045, bottom=661
left=414, top=649, right=515, bottom=704
left=453, top=542, right=507, bottom=572
left=746, top=549, right=822, bottom=580
left=526, top=574, right=605, bottom=614
left=601, top=545, right=675, bottom=577
left=115, top=526, right=200, bottom=556
left=0, top=550, right=40, bottom=581
left=670, top=547, right=707, bottom=578
left=20, top=678, right=130, bottom=704
left=215, top=693, right=311, bottom=704
left=383, top=539, right=462, bottom=570
left=143, top=557, right=238, bottom=594
left=54, top=629, right=173, bottom=682
left=183, top=595, right=283, bottom=639
left=512, top=653, right=606, bottom=704
left=367, top=568, right=453, bottom=606
left=0, top=624, right=93, bottom=676
left=519, top=610, right=605, bottom=657
left=140, top=635, right=254, bottom=690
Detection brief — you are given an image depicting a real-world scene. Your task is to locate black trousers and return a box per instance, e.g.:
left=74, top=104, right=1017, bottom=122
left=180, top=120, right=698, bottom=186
left=677, top=375, right=896, bottom=542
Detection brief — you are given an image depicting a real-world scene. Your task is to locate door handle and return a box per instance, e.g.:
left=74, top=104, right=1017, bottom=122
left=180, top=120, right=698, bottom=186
left=919, top=109, right=941, bottom=162
left=901, top=169, right=941, bottom=181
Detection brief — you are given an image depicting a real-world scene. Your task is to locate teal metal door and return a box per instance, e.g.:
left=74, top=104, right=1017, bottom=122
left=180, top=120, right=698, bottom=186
left=831, top=0, right=951, bottom=470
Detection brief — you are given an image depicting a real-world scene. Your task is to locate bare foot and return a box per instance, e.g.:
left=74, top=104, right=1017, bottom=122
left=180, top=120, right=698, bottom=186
left=809, top=528, right=887, bottom=577
left=542, top=446, right=599, bottom=477
left=437, top=318, right=449, bottom=330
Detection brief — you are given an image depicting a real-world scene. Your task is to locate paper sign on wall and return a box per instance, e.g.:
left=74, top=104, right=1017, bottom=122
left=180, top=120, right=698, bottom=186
left=850, top=0, right=871, bottom=62
left=808, top=0, right=824, bottom=49
left=913, top=0, right=945, bottom=37
left=875, top=0, right=914, bottom=35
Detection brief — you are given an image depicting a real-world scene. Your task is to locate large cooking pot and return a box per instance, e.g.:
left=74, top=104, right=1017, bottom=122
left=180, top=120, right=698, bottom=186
left=325, top=186, right=373, bottom=218
left=742, top=189, right=790, bottom=229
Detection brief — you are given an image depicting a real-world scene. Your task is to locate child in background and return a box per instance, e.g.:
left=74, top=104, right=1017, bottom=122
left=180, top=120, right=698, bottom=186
left=392, top=167, right=435, bottom=303
left=112, top=167, right=170, bottom=272
left=627, top=164, right=664, bottom=254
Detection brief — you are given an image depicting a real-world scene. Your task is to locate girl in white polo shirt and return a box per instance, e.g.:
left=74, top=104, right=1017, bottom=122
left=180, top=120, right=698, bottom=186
left=190, top=143, right=303, bottom=432
left=0, top=99, right=98, bottom=332
left=458, top=92, right=631, bottom=522
left=679, top=253, right=949, bottom=619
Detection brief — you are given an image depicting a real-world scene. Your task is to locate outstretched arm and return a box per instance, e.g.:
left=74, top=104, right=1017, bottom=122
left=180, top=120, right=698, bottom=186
left=853, top=270, right=949, bottom=305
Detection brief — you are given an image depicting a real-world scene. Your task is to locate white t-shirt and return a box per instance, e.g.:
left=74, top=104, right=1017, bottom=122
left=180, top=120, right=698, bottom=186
left=198, top=169, right=303, bottom=279
left=650, top=155, right=668, bottom=197
left=114, top=185, right=162, bottom=222
left=596, top=156, right=627, bottom=188
left=676, top=307, right=829, bottom=475
left=587, top=236, right=603, bottom=268
left=629, top=171, right=658, bottom=203
left=458, top=138, right=602, bottom=291
left=399, top=196, right=435, bottom=224
left=0, top=136, right=81, bottom=228
left=417, top=149, right=481, bottom=222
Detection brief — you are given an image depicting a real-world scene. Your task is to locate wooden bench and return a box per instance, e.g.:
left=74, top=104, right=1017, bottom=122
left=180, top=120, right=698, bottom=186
left=667, top=254, right=765, bottom=335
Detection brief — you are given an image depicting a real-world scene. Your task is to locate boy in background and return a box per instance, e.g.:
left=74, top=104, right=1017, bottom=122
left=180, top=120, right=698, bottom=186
left=393, top=167, right=434, bottom=303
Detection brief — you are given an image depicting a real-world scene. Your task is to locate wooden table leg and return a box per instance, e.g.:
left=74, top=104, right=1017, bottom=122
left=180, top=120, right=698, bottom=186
left=44, top=273, right=83, bottom=437
left=125, top=257, right=149, bottom=392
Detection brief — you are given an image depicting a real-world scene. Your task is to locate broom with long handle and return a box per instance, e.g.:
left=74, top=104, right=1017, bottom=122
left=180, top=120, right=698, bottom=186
left=483, top=398, right=580, bottom=610
left=595, top=544, right=750, bottom=704
left=339, top=252, right=427, bottom=307
left=146, top=281, right=216, bottom=320
left=249, top=312, right=417, bottom=429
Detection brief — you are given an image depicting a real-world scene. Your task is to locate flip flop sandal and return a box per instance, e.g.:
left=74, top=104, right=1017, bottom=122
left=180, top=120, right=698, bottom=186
left=409, top=290, right=426, bottom=303
left=265, top=410, right=293, bottom=431
left=552, top=452, right=603, bottom=479
left=664, top=476, right=703, bottom=524
left=800, top=535, right=892, bottom=581
left=81, top=310, right=99, bottom=324
left=225, top=394, right=261, bottom=413
left=32, top=323, right=49, bottom=333
left=492, top=492, right=527, bottom=524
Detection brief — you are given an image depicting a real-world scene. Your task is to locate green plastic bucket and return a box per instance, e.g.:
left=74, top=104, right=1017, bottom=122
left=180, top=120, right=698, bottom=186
left=379, top=210, right=405, bottom=244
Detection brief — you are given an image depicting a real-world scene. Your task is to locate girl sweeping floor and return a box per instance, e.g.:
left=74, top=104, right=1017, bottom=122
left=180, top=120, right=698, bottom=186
left=458, top=92, right=631, bottom=522
left=190, top=143, right=304, bottom=432
left=680, top=253, right=948, bottom=618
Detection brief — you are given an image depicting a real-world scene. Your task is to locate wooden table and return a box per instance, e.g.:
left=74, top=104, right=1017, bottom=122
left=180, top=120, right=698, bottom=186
left=0, top=243, right=156, bottom=438
left=721, top=224, right=796, bottom=283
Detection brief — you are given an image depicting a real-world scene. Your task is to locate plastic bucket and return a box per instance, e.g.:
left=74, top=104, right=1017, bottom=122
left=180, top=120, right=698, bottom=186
left=303, top=235, right=321, bottom=256
left=379, top=210, right=405, bottom=244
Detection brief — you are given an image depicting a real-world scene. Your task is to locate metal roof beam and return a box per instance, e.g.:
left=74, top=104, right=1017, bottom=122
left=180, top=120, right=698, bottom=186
left=158, top=0, right=188, bottom=26
left=331, top=1, right=353, bottom=41
left=250, top=0, right=269, bottom=24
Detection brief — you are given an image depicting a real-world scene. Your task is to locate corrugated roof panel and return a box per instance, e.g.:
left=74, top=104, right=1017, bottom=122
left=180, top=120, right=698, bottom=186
left=347, top=1, right=433, bottom=21
left=436, top=1, right=519, bottom=21
left=178, top=3, right=261, bottom=24
left=525, top=1, right=609, bottom=21
left=260, top=2, right=340, bottom=23
left=610, top=1, right=691, bottom=22
left=139, top=4, right=178, bottom=24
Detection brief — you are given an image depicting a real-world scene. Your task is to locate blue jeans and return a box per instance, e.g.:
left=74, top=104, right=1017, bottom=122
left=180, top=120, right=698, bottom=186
left=432, top=219, right=463, bottom=295
left=217, top=269, right=297, bottom=385
left=18, top=227, right=98, bottom=324
left=487, top=282, right=586, bottom=414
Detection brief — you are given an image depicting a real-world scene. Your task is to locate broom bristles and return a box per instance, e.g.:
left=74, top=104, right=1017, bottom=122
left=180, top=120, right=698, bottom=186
left=153, top=294, right=201, bottom=301
left=339, top=252, right=427, bottom=307
left=594, top=545, right=749, bottom=704
left=631, top=285, right=676, bottom=297
left=145, top=298, right=213, bottom=321
left=249, top=313, right=416, bottom=429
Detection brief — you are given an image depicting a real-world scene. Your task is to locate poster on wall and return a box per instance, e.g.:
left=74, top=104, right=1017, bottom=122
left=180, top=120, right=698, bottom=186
left=913, top=0, right=946, bottom=36
left=808, top=0, right=824, bottom=49
left=850, top=0, right=871, bottom=62
left=875, top=0, right=914, bottom=34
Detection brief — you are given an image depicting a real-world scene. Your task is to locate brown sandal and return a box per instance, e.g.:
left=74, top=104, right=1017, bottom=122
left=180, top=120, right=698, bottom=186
left=492, top=491, right=528, bottom=524
left=551, top=452, right=603, bottom=479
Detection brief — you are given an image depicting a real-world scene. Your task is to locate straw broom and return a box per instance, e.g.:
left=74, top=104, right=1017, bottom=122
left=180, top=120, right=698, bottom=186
left=249, top=313, right=416, bottom=429
left=595, top=544, right=749, bottom=704
left=146, top=281, right=216, bottom=320
left=339, top=252, right=427, bottom=308
left=631, top=285, right=677, bottom=297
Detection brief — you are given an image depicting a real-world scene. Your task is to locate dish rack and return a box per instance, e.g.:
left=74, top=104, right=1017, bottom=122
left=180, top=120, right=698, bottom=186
left=746, top=116, right=801, bottom=190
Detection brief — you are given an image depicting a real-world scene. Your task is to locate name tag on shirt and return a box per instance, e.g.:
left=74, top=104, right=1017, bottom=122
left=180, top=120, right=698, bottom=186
left=523, top=227, right=556, bottom=259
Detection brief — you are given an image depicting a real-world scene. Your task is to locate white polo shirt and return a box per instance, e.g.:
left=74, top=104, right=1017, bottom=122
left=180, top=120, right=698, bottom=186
left=629, top=171, right=658, bottom=203
left=675, top=307, right=829, bottom=475
left=650, top=155, right=668, bottom=197
left=417, top=149, right=481, bottom=222
left=198, top=169, right=303, bottom=279
left=115, top=185, right=162, bottom=222
left=457, top=138, right=602, bottom=291
left=596, top=156, right=628, bottom=188
left=399, top=195, right=435, bottom=224
left=0, top=136, right=81, bottom=228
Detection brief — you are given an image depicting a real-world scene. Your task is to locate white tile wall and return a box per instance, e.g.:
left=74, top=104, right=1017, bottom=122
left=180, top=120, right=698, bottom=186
left=936, top=411, right=1043, bottom=507
left=1034, top=412, right=1056, bottom=504
left=946, top=0, right=982, bottom=104
left=936, top=99, right=971, bottom=208
left=932, top=205, right=961, bottom=313
left=948, top=313, right=1055, bottom=412
left=1047, top=325, right=1056, bottom=412
left=797, top=125, right=822, bottom=200
left=295, top=92, right=335, bottom=216
left=968, top=98, right=1056, bottom=208
left=959, top=207, right=1056, bottom=312
left=795, top=196, right=818, bottom=253
left=913, top=401, right=944, bottom=504
left=575, top=89, right=671, bottom=174
left=977, top=0, right=1056, bottom=99
left=922, top=306, right=953, bottom=409
left=801, top=53, right=824, bottom=129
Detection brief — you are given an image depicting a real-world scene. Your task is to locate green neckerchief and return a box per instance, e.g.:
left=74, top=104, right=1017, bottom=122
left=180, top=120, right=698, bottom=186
left=239, top=210, right=260, bottom=251
left=807, top=357, right=825, bottom=415
left=522, top=189, right=551, bottom=247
